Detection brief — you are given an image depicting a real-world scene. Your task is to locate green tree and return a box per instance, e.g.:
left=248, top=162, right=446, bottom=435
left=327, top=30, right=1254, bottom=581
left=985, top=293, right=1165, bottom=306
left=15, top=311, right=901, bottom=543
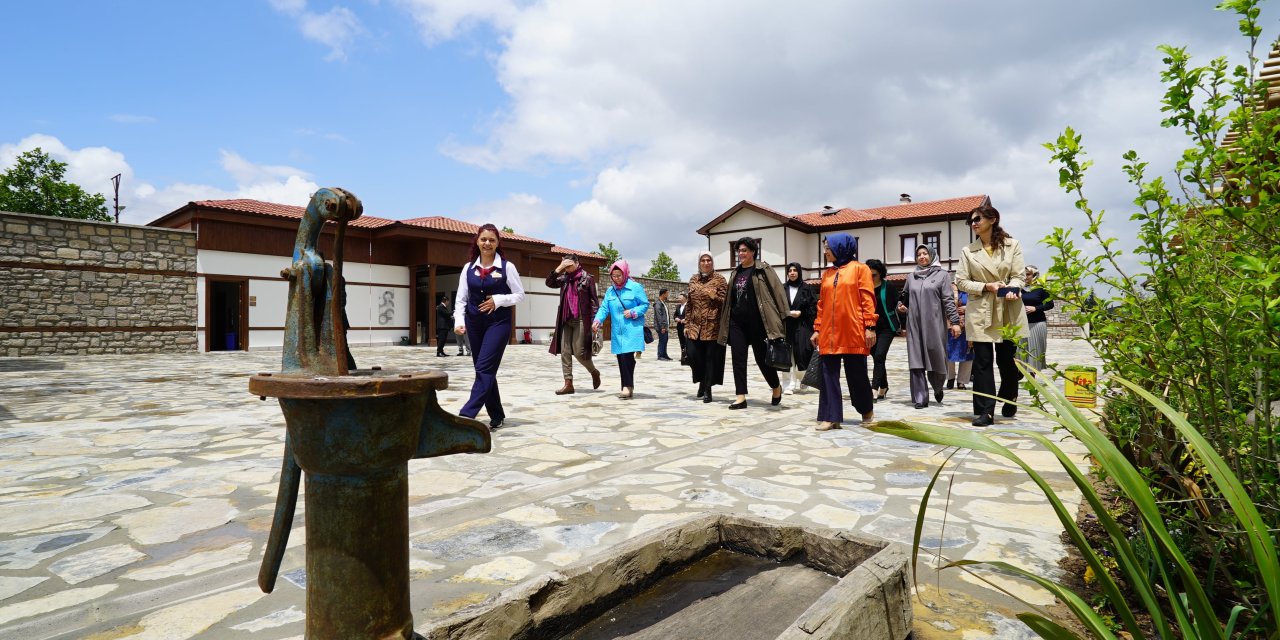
left=0, top=148, right=109, bottom=221
left=643, top=251, right=680, bottom=281
left=596, top=242, right=621, bottom=276
left=501, top=226, right=514, bottom=234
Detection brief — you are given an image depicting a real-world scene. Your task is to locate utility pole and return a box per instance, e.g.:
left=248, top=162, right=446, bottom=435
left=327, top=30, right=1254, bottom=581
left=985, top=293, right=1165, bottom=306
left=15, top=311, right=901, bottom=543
left=111, top=173, right=122, bottom=223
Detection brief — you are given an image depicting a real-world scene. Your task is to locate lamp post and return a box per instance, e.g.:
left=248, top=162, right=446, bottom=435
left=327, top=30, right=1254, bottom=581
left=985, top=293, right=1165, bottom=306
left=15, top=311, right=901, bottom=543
left=110, top=173, right=122, bottom=222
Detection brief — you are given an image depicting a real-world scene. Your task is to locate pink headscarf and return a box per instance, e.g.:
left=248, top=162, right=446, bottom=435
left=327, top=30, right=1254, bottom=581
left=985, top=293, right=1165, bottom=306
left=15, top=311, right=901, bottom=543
left=608, top=259, right=631, bottom=290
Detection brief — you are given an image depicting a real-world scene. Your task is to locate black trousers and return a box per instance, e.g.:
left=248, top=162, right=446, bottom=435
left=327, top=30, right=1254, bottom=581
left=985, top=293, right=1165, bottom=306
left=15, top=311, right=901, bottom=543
left=971, top=341, right=1021, bottom=416
left=689, top=339, right=720, bottom=393
left=728, top=320, right=780, bottom=395
left=817, top=354, right=874, bottom=423
left=617, top=352, right=636, bottom=389
left=870, top=331, right=895, bottom=390
left=435, top=329, right=448, bottom=354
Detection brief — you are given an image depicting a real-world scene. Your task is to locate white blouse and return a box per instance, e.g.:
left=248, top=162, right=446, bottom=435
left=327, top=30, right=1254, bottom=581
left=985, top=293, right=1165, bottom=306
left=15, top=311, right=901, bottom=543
left=452, top=255, right=527, bottom=329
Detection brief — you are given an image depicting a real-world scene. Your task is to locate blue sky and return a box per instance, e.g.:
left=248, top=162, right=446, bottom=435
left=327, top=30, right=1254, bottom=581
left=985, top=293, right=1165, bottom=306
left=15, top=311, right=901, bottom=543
left=0, top=1, right=1268, bottom=272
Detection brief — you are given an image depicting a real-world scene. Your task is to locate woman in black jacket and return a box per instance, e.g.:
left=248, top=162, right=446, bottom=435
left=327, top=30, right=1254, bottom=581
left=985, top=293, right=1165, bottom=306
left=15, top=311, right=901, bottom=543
left=865, top=259, right=899, bottom=402
left=783, top=262, right=817, bottom=393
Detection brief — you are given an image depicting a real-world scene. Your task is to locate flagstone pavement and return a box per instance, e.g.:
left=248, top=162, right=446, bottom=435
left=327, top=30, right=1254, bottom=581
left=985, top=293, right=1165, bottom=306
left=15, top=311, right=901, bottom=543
left=0, top=337, right=1102, bottom=639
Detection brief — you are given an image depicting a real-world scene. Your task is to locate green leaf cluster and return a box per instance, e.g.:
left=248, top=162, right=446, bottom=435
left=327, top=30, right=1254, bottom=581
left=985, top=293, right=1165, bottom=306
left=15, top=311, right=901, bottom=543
left=868, top=366, right=1280, bottom=638
left=642, top=251, right=681, bottom=281
left=0, top=148, right=110, bottom=221
left=1040, top=0, right=1280, bottom=629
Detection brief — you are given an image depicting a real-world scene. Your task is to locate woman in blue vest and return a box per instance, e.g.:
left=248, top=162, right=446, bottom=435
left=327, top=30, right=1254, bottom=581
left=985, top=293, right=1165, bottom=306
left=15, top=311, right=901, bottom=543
left=865, top=259, right=899, bottom=402
left=453, top=224, right=526, bottom=428
left=592, top=259, right=649, bottom=399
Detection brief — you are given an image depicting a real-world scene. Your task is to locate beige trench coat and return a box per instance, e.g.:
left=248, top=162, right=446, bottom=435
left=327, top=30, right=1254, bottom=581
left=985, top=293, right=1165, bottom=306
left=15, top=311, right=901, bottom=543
left=716, top=261, right=789, bottom=345
left=955, top=238, right=1029, bottom=343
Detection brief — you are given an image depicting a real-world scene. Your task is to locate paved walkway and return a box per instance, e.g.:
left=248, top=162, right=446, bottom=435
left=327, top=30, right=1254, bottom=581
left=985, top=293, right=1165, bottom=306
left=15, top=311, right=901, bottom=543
left=0, top=338, right=1100, bottom=639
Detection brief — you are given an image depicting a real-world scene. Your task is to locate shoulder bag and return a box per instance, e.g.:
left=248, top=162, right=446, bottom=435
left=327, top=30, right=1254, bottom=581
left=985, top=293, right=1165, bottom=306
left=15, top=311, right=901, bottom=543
left=760, top=269, right=793, bottom=371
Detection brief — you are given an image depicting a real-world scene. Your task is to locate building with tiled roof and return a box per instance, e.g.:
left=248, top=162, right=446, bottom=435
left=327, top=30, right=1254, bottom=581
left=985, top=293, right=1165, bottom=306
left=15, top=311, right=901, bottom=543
left=149, top=198, right=604, bottom=352
left=699, top=193, right=996, bottom=283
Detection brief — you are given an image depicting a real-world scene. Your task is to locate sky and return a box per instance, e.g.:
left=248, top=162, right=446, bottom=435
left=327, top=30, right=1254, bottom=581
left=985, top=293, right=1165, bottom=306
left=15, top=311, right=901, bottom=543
left=1, top=1, right=1269, bottom=275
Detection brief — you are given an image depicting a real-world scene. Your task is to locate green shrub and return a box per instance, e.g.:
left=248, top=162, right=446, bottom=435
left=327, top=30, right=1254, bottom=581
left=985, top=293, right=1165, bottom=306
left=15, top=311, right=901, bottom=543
left=867, top=367, right=1280, bottom=638
left=1040, top=0, right=1280, bottom=620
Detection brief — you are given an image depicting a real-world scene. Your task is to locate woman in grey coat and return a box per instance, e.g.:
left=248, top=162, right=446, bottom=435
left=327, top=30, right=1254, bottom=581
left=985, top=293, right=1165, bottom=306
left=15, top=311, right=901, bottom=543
left=896, top=245, right=961, bottom=408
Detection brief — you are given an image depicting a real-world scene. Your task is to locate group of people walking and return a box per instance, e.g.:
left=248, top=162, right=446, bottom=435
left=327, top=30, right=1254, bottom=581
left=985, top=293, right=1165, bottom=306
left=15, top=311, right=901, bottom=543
left=446, top=215, right=1051, bottom=431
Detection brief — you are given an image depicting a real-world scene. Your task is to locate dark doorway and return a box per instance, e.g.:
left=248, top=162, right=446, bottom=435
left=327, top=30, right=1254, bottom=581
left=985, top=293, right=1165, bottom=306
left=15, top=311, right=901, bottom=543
left=209, top=280, right=245, bottom=351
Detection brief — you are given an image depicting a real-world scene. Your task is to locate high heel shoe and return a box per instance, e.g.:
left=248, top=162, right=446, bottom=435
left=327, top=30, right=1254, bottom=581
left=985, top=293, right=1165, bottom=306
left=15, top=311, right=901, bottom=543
left=771, top=387, right=782, bottom=406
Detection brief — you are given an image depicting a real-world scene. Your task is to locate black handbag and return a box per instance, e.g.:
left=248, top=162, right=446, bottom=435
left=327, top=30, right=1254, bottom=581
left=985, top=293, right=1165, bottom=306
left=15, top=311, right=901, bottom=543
left=643, top=326, right=654, bottom=344
left=801, top=348, right=823, bottom=388
left=760, top=270, right=792, bottom=371
left=766, top=337, right=792, bottom=371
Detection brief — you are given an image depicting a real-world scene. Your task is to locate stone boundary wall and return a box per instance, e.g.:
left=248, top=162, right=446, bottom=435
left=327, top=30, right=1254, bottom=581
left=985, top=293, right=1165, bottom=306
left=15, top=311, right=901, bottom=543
left=1045, top=305, right=1083, bottom=339
left=0, top=211, right=198, bottom=356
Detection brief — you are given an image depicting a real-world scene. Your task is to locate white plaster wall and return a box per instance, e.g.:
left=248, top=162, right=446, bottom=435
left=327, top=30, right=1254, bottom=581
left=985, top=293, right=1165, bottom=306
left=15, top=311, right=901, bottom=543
left=197, top=249, right=412, bottom=349
left=514, top=274, right=561, bottom=342
left=784, top=228, right=823, bottom=274
left=882, top=220, right=967, bottom=274
left=249, top=279, right=289, bottom=330
left=198, top=250, right=290, bottom=278
left=707, top=226, right=787, bottom=280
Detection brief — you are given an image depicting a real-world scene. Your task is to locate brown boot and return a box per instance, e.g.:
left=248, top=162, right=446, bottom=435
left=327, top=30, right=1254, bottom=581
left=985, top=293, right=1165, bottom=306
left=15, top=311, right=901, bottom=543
left=555, top=378, right=575, bottom=395
left=590, top=369, right=601, bottom=389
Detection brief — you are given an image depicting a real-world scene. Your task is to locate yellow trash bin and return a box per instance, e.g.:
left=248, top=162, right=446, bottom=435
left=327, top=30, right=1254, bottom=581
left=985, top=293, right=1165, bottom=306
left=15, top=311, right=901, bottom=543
left=1065, top=366, right=1097, bottom=408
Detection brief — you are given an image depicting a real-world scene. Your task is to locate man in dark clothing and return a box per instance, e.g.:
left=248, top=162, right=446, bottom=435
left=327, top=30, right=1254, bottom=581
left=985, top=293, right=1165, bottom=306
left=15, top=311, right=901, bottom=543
left=655, top=288, right=673, bottom=360
left=673, top=293, right=688, bottom=358
left=546, top=254, right=601, bottom=394
left=435, top=296, right=452, bottom=357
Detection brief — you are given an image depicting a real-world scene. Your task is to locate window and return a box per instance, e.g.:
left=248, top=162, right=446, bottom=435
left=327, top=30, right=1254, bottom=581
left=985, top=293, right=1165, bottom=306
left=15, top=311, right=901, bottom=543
left=900, top=234, right=917, bottom=263
left=922, top=232, right=941, bottom=258
left=728, top=238, right=762, bottom=267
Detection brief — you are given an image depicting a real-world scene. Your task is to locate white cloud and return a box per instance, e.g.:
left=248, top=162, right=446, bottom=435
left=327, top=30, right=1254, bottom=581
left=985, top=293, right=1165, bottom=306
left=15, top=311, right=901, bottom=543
left=405, top=0, right=1248, bottom=273
left=459, top=192, right=563, bottom=236
left=268, top=0, right=365, bottom=61
left=1, top=134, right=319, bottom=226
left=395, top=0, right=521, bottom=42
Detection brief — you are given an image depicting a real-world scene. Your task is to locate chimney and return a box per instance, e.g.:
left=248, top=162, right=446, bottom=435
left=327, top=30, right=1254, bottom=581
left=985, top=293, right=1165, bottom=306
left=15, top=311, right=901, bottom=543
left=821, top=205, right=836, bottom=216
left=899, top=193, right=912, bottom=203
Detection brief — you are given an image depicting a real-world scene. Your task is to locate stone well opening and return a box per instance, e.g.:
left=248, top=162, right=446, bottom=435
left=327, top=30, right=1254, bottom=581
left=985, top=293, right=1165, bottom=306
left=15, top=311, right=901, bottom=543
left=422, top=513, right=913, bottom=640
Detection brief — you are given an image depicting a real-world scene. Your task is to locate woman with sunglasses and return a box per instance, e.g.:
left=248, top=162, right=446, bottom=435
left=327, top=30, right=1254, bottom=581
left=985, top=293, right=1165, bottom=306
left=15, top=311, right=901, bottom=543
left=955, top=208, right=1029, bottom=426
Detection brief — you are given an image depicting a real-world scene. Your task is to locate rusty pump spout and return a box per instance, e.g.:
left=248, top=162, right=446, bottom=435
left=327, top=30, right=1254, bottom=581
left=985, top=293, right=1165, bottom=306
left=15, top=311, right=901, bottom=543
left=251, top=188, right=491, bottom=640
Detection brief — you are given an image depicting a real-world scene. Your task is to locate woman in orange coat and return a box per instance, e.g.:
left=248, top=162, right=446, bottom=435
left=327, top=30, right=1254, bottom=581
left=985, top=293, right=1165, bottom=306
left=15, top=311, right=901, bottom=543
left=809, top=233, right=878, bottom=431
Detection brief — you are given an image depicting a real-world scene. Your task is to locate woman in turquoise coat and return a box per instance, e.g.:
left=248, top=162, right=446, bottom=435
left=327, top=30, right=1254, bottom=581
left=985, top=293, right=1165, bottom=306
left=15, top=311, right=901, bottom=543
left=592, top=259, right=649, bottom=399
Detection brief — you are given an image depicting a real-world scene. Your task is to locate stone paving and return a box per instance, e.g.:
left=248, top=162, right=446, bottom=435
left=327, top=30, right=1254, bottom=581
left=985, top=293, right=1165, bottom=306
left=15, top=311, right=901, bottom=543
left=0, top=338, right=1101, bottom=639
